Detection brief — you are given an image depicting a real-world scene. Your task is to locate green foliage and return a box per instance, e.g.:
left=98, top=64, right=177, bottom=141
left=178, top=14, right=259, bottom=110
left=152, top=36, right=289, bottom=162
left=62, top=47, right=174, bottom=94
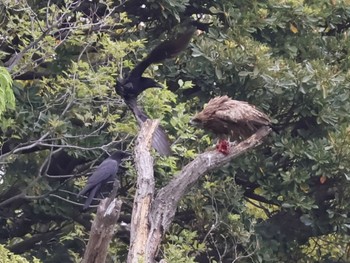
left=0, top=67, right=15, bottom=118
left=2, top=0, right=350, bottom=262
left=0, top=245, right=41, bottom=263
left=163, top=230, right=206, bottom=263
left=301, top=234, right=350, bottom=262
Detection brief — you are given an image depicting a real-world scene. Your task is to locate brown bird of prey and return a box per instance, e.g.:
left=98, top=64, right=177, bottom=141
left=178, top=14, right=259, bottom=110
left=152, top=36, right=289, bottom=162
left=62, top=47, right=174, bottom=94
left=190, top=96, right=271, bottom=155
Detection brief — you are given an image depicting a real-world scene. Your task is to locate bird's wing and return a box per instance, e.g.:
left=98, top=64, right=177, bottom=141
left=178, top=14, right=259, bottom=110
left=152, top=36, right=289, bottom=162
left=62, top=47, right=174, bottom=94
left=127, top=60, right=150, bottom=82
left=126, top=99, right=171, bottom=156
left=215, top=100, right=270, bottom=126
left=78, top=158, right=119, bottom=196
left=144, top=25, right=196, bottom=65
left=128, top=25, right=196, bottom=80
left=151, top=124, right=172, bottom=156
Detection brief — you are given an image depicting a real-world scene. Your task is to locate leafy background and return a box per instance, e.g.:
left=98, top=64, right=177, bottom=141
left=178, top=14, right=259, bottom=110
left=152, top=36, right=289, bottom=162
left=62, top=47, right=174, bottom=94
left=1, top=0, right=350, bottom=262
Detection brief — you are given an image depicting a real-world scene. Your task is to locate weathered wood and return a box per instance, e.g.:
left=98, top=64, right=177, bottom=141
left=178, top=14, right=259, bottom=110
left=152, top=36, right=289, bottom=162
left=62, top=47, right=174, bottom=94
left=153, top=126, right=272, bottom=231
left=127, top=119, right=159, bottom=263
left=82, top=198, right=122, bottom=263
left=127, top=121, right=271, bottom=262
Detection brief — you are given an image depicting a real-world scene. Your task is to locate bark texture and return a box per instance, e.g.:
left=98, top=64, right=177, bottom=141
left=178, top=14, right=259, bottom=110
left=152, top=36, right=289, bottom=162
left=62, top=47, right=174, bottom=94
left=127, top=119, right=159, bottom=263
left=82, top=198, right=122, bottom=263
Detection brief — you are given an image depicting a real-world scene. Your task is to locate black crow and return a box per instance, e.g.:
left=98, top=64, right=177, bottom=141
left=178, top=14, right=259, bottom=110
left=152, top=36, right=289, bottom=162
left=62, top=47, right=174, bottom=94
left=115, top=25, right=196, bottom=100
left=78, top=151, right=130, bottom=210
left=115, top=25, right=196, bottom=156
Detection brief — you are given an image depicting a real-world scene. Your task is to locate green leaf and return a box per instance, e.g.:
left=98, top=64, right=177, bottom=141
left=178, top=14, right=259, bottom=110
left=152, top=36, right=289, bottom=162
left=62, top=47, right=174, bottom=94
left=0, top=67, right=15, bottom=118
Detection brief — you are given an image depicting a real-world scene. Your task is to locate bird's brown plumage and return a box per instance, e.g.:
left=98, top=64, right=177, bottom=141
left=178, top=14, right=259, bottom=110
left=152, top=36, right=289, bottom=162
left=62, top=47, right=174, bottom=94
left=191, top=96, right=271, bottom=140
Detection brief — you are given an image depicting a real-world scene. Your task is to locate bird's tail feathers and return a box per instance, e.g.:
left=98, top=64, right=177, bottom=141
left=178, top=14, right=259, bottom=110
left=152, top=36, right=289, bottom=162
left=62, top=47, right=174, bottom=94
left=82, top=185, right=101, bottom=210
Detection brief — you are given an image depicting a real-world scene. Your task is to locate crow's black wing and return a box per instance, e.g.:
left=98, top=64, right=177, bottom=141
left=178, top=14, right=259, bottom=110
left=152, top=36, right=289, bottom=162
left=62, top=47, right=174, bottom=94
left=144, top=26, right=196, bottom=63
left=126, top=99, right=171, bottom=156
left=128, top=25, right=196, bottom=81
left=151, top=126, right=172, bottom=156
left=78, top=158, right=119, bottom=196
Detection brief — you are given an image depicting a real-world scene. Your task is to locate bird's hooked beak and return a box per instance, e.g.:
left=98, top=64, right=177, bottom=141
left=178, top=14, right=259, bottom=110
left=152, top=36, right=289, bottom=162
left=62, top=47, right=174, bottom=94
left=122, top=152, right=132, bottom=161
left=154, top=82, right=164, bottom=89
left=189, top=118, right=201, bottom=127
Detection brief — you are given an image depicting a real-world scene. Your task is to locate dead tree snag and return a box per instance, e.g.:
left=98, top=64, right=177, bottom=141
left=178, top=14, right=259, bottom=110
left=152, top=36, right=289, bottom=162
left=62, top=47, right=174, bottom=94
left=128, top=120, right=271, bottom=262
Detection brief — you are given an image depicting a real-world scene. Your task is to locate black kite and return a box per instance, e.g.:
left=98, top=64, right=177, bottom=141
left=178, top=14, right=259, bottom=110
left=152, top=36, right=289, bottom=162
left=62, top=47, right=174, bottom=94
left=190, top=96, right=271, bottom=154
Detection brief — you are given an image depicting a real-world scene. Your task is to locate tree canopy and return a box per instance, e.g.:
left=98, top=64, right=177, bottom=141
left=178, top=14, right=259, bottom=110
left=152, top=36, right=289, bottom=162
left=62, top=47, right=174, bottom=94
left=1, top=0, right=350, bottom=262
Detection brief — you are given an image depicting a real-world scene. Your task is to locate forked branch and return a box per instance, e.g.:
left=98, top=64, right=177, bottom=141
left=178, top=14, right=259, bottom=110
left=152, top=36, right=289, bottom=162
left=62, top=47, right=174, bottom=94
left=128, top=120, right=271, bottom=262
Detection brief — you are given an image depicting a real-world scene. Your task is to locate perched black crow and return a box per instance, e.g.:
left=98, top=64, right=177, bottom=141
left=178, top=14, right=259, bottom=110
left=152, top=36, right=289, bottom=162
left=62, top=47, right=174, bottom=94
left=116, top=25, right=196, bottom=156
left=78, top=151, right=130, bottom=210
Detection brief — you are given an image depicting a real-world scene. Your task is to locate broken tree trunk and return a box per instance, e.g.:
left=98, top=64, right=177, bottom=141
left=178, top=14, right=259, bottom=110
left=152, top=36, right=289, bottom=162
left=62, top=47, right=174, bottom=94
left=82, top=186, right=123, bottom=263
left=127, top=120, right=272, bottom=262
left=127, top=119, right=159, bottom=263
